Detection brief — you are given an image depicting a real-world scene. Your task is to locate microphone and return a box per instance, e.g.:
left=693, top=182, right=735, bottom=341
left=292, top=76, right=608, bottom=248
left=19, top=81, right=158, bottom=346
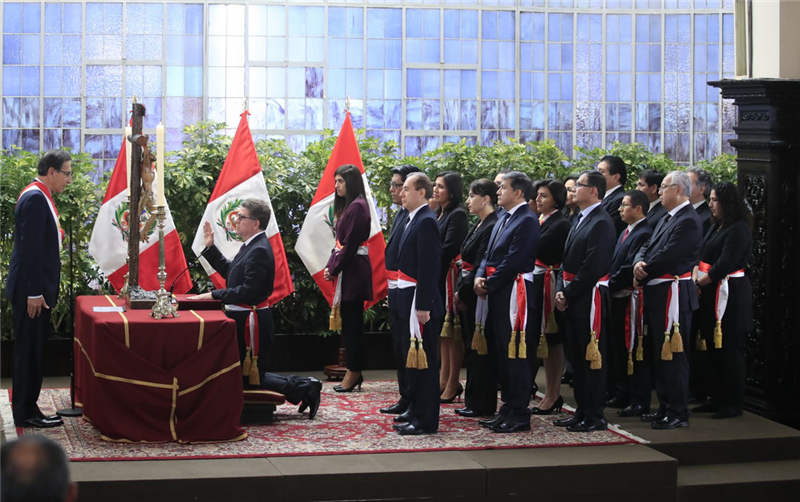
left=169, top=248, right=208, bottom=295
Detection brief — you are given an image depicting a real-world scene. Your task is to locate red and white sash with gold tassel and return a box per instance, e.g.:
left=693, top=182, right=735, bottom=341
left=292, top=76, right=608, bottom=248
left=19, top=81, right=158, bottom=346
left=18, top=180, right=65, bottom=251
left=397, top=271, right=429, bottom=369
left=563, top=271, right=609, bottom=369
left=533, top=259, right=559, bottom=358
left=625, top=288, right=644, bottom=372
left=698, top=261, right=744, bottom=349
left=329, top=239, right=369, bottom=329
left=228, top=298, right=272, bottom=384
left=647, top=272, right=692, bottom=359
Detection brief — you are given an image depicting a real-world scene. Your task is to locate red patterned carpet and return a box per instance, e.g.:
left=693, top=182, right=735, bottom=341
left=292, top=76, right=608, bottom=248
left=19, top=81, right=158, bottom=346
left=8, top=382, right=644, bottom=461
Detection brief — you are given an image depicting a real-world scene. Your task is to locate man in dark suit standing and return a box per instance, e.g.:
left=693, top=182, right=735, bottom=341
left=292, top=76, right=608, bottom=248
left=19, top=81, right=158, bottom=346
left=381, top=164, right=421, bottom=416
left=392, top=173, right=443, bottom=435
left=7, top=150, right=72, bottom=428
left=606, top=190, right=653, bottom=414
left=475, top=172, right=540, bottom=433
left=191, top=199, right=322, bottom=418
left=554, top=171, right=615, bottom=432
left=687, top=167, right=712, bottom=234
left=636, top=169, right=667, bottom=229
left=597, top=155, right=627, bottom=237
left=633, top=171, right=703, bottom=429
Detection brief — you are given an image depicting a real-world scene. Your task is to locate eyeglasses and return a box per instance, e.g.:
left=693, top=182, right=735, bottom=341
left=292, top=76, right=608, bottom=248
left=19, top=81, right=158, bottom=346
left=390, top=182, right=403, bottom=189
left=568, top=182, right=591, bottom=193
left=57, top=169, right=73, bottom=178
left=659, top=183, right=678, bottom=191
left=619, top=203, right=634, bottom=208
left=235, top=214, right=257, bottom=223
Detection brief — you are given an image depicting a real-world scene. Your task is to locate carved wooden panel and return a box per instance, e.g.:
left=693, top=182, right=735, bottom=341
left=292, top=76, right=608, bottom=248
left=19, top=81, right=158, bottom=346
left=742, top=173, right=766, bottom=388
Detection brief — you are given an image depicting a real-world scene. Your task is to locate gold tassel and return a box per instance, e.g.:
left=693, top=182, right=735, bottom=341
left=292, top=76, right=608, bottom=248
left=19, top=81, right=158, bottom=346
left=636, top=335, right=644, bottom=361
left=329, top=306, right=341, bottom=330
left=585, top=332, right=598, bottom=361
left=406, top=338, right=419, bottom=369
left=417, top=339, right=429, bottom=370
left=440, top=312, right=453, bottom=338
left=661, top=333, right=673, bottom=361
left=671, top=323, right=684, bottom=353
left=248, top=356, right=260, bottom=385
left=508, top=330, right=517, bottom=359
left=472, top=324, right=488, bottom=355
left=589, top=338, right=602, bottom=370
left=544, top=311, right=558, bottom=334
left=537, top=333, right=549, bottom=358
left=627, top=351, right=634, bottom=375
left=696, top=331, right=707, bottom=351
left=453, top=315, right=462, bottom=341
left=714, top=320, right=723, bottom=349
left=518, top=331, right=527, bottom=359
left=242, top=347, right=252, bottom=376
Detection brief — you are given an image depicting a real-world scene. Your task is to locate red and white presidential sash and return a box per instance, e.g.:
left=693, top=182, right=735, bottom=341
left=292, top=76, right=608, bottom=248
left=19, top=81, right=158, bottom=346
left=563, top=270, right=609, bottom=369
left=647, top=272, right=692, bottom=360
left=625, top=288, right=645, bottom=373
left=397, top=271, right=429, bottom=369
left=698, top=261, right=745, bottom=349
left=440, top=254, right=462, bottom=340
left=228, top=298, right=272, bottom=384
left=18, top=180, right=65, bottom=251
left=533, top=259, right=560, bottom=358
left=486, top=266, right=531, bottom=360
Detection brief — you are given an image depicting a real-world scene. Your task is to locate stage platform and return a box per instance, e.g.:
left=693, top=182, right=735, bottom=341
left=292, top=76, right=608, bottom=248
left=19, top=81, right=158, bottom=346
left=4, top=371, right=800, bottom=502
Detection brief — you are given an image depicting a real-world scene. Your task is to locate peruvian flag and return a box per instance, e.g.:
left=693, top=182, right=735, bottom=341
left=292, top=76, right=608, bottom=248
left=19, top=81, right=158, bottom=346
left=296, top=112, right=387, bottom=308
left=191, top=111, right=293, bottom=305
left=89, top=139, right=193, bottom=294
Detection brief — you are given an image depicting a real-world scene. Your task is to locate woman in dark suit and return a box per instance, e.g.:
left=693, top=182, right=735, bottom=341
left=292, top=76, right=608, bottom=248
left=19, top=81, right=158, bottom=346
left=454, top=179, right=499, bottom=417
left=434, top=171, right=470, bottom=402
left=563, top=176, right=580, bottom=223
left=530, top=180, right=572, bottom=414
left=694, top=182, right=752, bottom=419
left=325, top=164, right=373, bottom=392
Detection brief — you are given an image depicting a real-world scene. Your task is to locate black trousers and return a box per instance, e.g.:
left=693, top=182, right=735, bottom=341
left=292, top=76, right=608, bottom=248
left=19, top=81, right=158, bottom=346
left=403, top=317, right=442, bottom=431
left=260, top=373, right=314, bottom=405
left=564, top=312, right=608, bottom=423
left=628, top=326, right=654, bottom=412
left=12, top=296, right=50, bottom=423
left=388, top=290, right=411, bottom=405
left=705, top=329, right=746, bottom=413
left=461, top=297, right=498, bottom=415
left=606, top=296, right=631, bottom=400
left=341, top=301, right=366, bottom=372
left=227, top=308, right=275, bottom=379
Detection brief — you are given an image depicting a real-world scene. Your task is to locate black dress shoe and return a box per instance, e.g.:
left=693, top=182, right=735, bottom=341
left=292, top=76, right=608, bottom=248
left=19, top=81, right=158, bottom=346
left=491, top=419, right=531, bottom=433
left=651, top=416, right=689, bottom=429
left=641, top=411, right=666, bottom=422
left=15, top=417, right=62, bottom=429
left=566, top=419, right=608, bottom=432
left=397, top=424, right=435, bottom=436
left=456, top=408, right=489, bottom=418
left=392, top=422, right=413, bottom=431
left=393, top=409, right=413, bottom=423
left=605, top=397, right=629, bottom=409
left=618, top=404, right=648, bottom=417
left=380, top=402, right=409, bottom=415
left=692, top=401, right=719, bottom=413
left=305, top=378, right=322, bottom=419
left=553, top=415, right=583, bottom=427
left=712, top=409, right=743, bottom=420
left=479, top=415, right=504, bottom=428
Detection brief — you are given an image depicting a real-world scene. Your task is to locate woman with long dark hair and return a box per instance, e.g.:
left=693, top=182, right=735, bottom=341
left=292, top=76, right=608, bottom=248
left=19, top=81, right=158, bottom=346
left=454, top=179, right=499, bottom=417
left=529, top=180, right=572, bottom=415
left=694, top=182, right=752, bottom=419
left=563, top=176, right=580, bottom=223
left=325, top=164, right=373, bottom=392
left=434, top=171, right=470, bottom=403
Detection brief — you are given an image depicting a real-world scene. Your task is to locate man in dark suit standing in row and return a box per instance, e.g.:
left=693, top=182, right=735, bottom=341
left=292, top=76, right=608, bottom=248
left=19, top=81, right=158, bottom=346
left=475, top=172, right=540, bottom=433
left=392, top=173, right=443, bottom=435
left=597, top=155, right=627, bottom=237
left=687, top=167, right=712, bottom=234
left=192, top=199, right=322, bottom=419
left=636, top=169, right=667, bottom=229
left=381, top=164, right=421, bottom=416
left=8, top=150, right=72, bottom=428
left=634, top=171, right=703, bottom=430
left=554, top=171, right=615, bottom=432
left=606, top=190, right=653, bottom=413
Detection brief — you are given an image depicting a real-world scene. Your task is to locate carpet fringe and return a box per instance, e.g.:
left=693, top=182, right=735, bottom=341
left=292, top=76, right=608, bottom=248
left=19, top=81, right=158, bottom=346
left=1, top=391, right=18, bottom=440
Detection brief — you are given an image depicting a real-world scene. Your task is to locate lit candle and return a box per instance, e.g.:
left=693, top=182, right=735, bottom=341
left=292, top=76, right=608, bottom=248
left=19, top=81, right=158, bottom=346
left=156, top=123, right=166, bottom=207
left=125, top=126, right=132, bottom=196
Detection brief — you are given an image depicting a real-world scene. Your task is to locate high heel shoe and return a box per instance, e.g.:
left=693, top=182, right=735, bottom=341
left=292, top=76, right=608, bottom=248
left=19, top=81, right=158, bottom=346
left=531, top=395, right=563, bottom=415
left=440, top=383, right=463, bottom=404
left=334, top=374, right=363, bottom=393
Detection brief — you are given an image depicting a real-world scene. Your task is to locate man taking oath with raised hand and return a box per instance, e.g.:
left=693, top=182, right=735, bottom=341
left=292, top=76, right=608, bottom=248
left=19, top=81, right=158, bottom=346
left=633, top=171, right=703, bottom=430
left=475, top=171, right=540, bottom=434
left=554, top=170, right=615, bottom=433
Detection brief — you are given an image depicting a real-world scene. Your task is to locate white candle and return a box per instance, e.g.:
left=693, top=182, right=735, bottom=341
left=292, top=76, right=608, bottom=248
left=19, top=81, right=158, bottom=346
left=156, top=123, right=166, bottom=207
left=125, top=127, right=132, bottom=196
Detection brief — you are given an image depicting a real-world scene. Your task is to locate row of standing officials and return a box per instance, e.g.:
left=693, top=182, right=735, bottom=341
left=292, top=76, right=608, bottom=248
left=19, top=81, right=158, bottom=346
left=328, top=157, right=752, bottom=435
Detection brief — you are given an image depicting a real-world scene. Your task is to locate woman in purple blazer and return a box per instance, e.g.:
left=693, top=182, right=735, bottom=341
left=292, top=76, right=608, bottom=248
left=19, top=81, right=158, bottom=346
left=325, top=164, right=374, bottom=392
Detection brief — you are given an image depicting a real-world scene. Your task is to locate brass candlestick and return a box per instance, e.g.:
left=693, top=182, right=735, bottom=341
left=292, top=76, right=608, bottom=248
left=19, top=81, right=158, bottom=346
left=151, top=206, right=178, bottom=319
left=118, top=194, right=131, bottom=298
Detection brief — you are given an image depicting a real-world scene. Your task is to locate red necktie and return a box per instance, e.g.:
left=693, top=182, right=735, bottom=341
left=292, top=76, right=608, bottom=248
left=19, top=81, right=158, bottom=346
left=621, top=228, right=629, bottom=243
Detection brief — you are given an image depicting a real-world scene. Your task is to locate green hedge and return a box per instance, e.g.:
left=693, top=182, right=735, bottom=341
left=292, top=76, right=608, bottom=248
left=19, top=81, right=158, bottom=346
left=0, top=125, right=738, bottom=340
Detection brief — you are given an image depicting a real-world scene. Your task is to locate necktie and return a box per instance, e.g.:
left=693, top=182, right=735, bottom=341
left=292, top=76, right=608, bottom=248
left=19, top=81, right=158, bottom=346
left=621, top=228, right=629, bottom=243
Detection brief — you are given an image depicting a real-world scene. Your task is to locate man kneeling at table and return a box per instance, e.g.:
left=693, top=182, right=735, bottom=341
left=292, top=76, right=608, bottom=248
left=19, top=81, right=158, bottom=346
left=189, top=199, right=322, bottom=419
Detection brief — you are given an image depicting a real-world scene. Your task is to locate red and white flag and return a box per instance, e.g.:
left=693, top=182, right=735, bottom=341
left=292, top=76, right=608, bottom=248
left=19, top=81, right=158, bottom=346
left=296, top=112, right=387, bottom=308
left=89, top=139, right=193, bottom=294
left=191, top=111, right=293, bottom=305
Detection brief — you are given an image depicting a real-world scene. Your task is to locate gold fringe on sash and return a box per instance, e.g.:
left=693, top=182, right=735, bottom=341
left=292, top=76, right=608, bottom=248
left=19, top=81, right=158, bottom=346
left=452, top=315, right=462, bottom=341
left=696, top=331, right=707, bottom=351
left=537, top=333, right=549, bottom=359
left=714, top=320, right=723, bottom=349
left=518, top=331, right=527, bottom=359
left=248, top=356, right=260, bottom=385
left=417, top=340, right=429, bottom=370
left=661, top=333, right=673, bottom=361
left=587, top=334, right=602, bottom=370
left=671, top=323, right=684, bottom=353
left=440, top=312, right=453, bottom=339
left=472, top=324, right=488, bottom=355
left=329, top=306, right=342, bottom=330
left=636, top=334, right=644, bottom=361
left=406, top=337, right=419, bottom=369
left=544, top=311, right=558, bottom=334
left=508, top=330, right=517, bottom=359
left=242, top=347, right=252, bottom=376
left=627, top=351, right=634, bottom=375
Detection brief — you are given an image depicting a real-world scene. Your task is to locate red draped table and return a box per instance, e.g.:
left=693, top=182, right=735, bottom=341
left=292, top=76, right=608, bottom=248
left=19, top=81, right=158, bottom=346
left=73, top=295, right=245, bottom=443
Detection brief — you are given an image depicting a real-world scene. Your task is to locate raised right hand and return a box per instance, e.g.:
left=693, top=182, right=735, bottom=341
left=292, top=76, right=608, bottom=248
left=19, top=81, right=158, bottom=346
left=203, top=221, right=214, bottom=248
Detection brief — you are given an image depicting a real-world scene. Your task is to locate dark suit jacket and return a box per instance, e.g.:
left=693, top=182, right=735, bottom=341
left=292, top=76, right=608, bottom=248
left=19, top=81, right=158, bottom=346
left=558, top=205, right=615, bottom=317
left=397, top=205, right=443, bottom=317
left=476, top=204, right=540, bottom=295
left=609, top=220, right=653, bottom=294
left=326, top=197, right=373, bottom=302
left=437, top=205, right=469, bottom=293
left=456, top=212, right=498, bottom=301
left=205, top=232, right=275, bottom=306
left=645, top=200, right=668, bottom=229
left=385, top=207, right=408, bottom=274
left=695, top=201, right=712, bottom=234
left=601, top=186, right=626, bottom=236
left=7, top=184, right=61, bottom=306
left=536, top=211, right=571, bottom=266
